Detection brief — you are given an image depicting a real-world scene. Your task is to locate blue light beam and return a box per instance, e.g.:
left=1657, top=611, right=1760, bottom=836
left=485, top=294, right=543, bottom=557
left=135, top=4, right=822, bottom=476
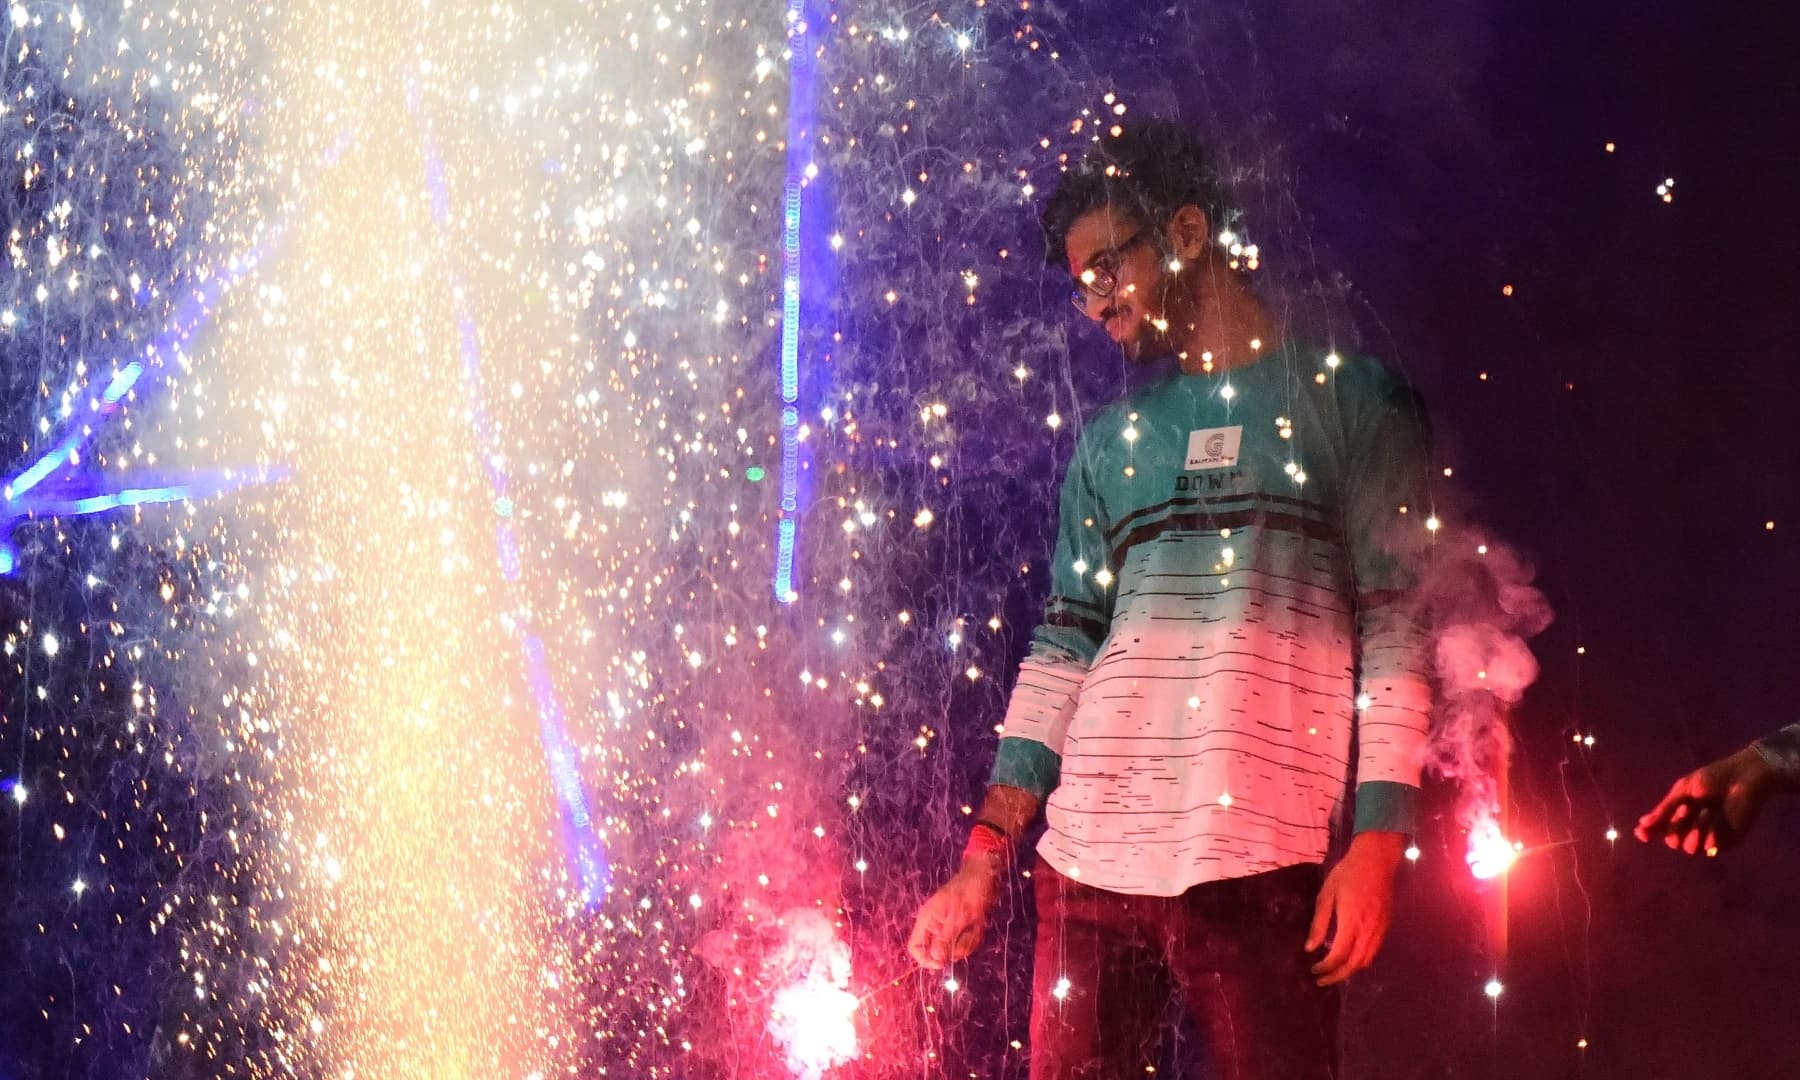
left=411, top=79, right=610, bottom=907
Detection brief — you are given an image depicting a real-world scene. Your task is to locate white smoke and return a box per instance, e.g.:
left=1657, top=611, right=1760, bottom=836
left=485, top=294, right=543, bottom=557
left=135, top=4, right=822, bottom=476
left=1415, top=532, right=1554, bottom=851
left=763, top=908, right=860, bottom=1080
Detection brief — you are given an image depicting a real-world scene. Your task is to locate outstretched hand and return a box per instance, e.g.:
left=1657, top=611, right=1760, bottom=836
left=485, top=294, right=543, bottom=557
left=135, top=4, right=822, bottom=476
left=1635, top=746, right=1782, bottom=855
left=1307, top=831, right=1405, bottom=987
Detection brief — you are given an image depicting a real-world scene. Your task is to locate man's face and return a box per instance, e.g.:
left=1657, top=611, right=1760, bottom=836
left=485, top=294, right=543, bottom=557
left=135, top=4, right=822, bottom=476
left=1064, top=203, right=1175, bottom=362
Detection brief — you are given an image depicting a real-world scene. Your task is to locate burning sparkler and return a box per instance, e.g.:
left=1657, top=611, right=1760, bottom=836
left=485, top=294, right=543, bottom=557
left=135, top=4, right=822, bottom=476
left=1466, top=816, right=1521, bottom=880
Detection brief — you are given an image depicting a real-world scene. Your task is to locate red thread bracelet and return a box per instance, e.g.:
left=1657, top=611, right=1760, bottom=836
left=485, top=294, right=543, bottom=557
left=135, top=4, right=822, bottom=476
left=963, top=820, right=1011, bottom=862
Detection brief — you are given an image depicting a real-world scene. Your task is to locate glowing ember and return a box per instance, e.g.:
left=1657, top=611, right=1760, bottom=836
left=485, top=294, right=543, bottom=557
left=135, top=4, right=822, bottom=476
left=769, top=976, right=859, bottom=1079
left=1466, top=818, right=1519, bottom=880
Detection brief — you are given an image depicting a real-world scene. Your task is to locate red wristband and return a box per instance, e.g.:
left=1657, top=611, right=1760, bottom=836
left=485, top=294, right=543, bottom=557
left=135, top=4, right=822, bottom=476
left=963, top=821, right=1011, bottom=862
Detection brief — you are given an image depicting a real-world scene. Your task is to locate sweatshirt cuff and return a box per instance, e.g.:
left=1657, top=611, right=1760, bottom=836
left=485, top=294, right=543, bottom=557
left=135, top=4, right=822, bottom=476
left=991, top=736, right=1061, bottom=799
left=1752, top=723, right=1800, bottom=785
left=1353, top=780, right=1418, bottom=835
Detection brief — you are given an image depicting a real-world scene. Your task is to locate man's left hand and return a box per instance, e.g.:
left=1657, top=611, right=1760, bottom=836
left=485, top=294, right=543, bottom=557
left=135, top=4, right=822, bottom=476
left=1306, top=831, right=1406, bottom=987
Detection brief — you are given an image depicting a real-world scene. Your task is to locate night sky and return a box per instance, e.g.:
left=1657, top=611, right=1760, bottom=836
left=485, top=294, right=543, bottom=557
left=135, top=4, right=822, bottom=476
left=3, top=1, right=1798, bottom=1078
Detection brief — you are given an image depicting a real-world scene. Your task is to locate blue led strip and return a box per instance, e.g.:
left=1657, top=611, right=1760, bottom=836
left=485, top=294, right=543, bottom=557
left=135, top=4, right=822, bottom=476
left=411, top=82, right=610, bottom=906
left=5, top=360, right=147, bottom=502
left=0, top=129, right=355, bottom=573
left=3, top=246, right=259, bottom=507
left=774, top=0, right=815, bottom=603
left=1, top=227, right=296, bottom=575
left=8, top=467, right=289, bottom=519
left=0, top=468, right=288, bottom=575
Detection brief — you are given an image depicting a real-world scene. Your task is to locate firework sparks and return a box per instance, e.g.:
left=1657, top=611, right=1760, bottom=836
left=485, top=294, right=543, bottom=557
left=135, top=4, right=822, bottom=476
left=759, top=909, right=861, bottom=1077
left=3, top=0, right=1652, bottom=1076
left=770, top=976, right=861, bottom=1079
left=1466, top=817, right=1521, bottom=881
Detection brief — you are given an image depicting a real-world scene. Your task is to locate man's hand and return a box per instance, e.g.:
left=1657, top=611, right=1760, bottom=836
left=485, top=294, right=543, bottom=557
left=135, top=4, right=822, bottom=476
left=1307, top=831, right=1406, bottom=987
left=1634, top=746, right=1783, bottom=855
left=907, top=860, right=1002, bottom=970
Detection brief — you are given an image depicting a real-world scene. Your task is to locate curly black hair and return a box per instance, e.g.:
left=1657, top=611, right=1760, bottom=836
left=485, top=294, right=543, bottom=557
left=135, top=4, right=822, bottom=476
left=1040, top=119, right=1235, bottom=269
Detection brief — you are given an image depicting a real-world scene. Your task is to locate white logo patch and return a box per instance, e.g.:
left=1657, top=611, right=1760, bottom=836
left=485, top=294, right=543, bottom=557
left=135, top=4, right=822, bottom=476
left=1185, top=426, right=1243, bottom=470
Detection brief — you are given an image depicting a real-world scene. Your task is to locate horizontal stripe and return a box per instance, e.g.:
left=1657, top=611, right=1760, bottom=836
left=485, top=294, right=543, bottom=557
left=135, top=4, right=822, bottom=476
left=1116, top=582, right=1353, bottom=617
left=1081, top=663, right=1347, bottom=699
left=1110, top=508, right=1345, bottom=573
left=1048, top=829, right=1328, bottom=855
left=1045, top=608, right=1107, bottom=641
left=1062, top=647, right=1348, bottom=683
left=1358, top=713, right=1432, bottom=728
left=1046, top=796, right=1331, bottom=832
left=1016, top=663, right=1084, bottom=685
left=1105, top=491, right=1332, bottom=547
left=1056, top=594, right=1109, bottom=617
left=1067, top=732, right=1350, bottom=770
left=1136, top=567, right=1350, bottom=592
left=1062, top=745, right=1344, bottom=782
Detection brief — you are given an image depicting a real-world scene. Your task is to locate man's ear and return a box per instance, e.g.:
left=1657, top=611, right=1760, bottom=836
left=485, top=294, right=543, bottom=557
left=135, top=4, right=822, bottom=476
left=1166, top=205, right=1211, bottom=262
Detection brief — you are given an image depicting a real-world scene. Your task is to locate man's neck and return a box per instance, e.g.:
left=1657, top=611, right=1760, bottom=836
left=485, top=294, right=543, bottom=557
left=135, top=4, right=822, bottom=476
left=1171, top=271, right=1279, bottom=376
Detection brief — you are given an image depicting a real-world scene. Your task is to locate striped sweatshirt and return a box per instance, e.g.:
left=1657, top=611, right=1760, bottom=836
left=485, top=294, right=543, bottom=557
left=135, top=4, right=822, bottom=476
left=991, top=344, right=1435, bottom=897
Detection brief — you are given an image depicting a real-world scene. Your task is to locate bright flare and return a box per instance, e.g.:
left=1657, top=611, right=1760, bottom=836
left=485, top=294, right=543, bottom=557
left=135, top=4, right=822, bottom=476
left=769, top=976, right=859, bottom=1080
left=1466, top=817, right=1518, bottom=880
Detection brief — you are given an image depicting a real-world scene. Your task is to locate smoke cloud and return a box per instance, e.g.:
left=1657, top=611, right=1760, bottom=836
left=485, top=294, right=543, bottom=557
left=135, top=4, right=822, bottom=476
left=1416, top=530, right=1555, bottom=849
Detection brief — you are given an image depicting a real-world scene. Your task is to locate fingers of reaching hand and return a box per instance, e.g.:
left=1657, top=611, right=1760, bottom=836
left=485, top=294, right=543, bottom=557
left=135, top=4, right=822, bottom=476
left=1638, top=770, right=1736, bottom=848
left=1680, top=807, right=1715, bottom=854
left=1636, top=797, right=1728, bottom=855
left=1635, top=780, right=1693, bottom=841
left=1638, top=762, right=1770, bottom=854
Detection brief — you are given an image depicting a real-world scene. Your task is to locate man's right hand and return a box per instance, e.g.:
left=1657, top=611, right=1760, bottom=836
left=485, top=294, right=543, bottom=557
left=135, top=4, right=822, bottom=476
left=907, top=860, right=1002, bottom=970
left=1635, top=745, right=1785, bottom=854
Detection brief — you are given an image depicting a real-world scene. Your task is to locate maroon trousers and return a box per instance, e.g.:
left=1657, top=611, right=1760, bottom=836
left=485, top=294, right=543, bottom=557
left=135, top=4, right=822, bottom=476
left=1030, top=861, right=1339, bottom=1080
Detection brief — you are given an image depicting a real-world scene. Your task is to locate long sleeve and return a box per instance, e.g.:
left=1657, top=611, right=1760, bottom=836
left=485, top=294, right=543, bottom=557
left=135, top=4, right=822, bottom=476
left=989, top=432, right=1113, bottom=799
left=1342, top=382, right=1436, bottom=833
left=1752, top=722, right=1800, bottom=784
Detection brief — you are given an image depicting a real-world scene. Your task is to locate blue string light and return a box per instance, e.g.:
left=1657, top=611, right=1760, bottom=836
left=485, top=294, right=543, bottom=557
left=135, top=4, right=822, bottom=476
left=774, top=0, right=815, bottom=603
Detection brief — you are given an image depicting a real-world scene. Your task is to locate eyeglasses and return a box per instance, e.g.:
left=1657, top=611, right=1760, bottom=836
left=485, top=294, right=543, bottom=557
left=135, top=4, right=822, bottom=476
left=1068, top=227, right=1151, bottom=312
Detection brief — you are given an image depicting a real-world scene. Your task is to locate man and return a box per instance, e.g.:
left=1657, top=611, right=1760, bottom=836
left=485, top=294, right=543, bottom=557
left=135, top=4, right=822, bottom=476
left=905, top=120, right=1438, bottom=1079
left=1636, top=724, right=1800, bottom=855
